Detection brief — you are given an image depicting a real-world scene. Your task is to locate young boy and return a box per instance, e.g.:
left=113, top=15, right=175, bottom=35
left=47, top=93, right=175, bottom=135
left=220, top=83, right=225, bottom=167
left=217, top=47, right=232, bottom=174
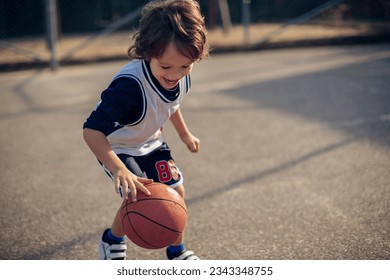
left=83, top=0, right=209, bottom=260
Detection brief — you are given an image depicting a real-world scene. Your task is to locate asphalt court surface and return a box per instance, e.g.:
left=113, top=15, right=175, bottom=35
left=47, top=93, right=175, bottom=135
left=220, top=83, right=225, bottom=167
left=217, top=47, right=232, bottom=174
left=0, top=44, right=389, bottom=260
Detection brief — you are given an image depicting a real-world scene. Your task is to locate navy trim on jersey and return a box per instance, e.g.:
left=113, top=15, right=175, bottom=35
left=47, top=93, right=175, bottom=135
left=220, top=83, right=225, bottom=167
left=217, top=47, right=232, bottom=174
left=83, top=76, right=146, bottom=136
left=142, top=60, right=182, bottom=103
left=185, top=75, right=191, bottom=93
left=114, top=74, right=147, bottom=126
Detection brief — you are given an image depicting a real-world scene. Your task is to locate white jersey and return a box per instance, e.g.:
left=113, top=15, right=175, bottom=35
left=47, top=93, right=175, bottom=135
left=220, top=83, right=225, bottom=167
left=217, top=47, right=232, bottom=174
left=105, top=59, right=190, bottom=156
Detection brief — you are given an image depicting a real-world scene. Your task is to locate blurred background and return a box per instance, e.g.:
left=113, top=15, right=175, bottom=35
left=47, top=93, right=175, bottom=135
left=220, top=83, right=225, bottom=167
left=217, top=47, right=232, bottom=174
left=1, top=0, right=390, bottom=71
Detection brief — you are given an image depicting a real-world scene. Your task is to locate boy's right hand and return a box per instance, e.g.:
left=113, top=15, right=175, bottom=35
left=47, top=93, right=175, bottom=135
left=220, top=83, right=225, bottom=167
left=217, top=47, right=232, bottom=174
left=114, top=167, right=152, bottom=202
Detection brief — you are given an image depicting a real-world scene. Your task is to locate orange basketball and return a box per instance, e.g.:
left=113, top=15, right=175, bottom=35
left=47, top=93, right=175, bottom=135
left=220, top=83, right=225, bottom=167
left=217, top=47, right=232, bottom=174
left=120, top=182, right=187, bottom=249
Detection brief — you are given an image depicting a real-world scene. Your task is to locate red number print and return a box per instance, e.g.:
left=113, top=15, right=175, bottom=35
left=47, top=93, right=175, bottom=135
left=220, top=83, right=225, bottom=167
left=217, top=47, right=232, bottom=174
left=155, top=160, right=172, bottom=183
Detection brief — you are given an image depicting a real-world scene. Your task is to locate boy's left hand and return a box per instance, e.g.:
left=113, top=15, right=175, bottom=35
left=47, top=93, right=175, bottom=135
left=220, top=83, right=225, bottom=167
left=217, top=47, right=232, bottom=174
left=181, top=133, right=200, bottom=153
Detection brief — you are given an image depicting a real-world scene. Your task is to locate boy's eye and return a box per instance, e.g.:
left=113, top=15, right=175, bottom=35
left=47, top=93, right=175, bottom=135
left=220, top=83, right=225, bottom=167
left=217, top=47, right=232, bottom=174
left=160, top=65, right=192, bottom=70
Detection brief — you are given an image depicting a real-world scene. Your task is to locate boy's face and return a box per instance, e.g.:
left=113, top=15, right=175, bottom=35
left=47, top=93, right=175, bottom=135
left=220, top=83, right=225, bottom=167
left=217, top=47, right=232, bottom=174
left=149, top=42, right=194, bottom=90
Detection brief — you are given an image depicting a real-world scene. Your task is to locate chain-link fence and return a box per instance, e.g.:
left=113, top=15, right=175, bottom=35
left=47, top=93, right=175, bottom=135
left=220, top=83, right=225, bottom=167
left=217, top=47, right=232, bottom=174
left=1, top=0, right=389, bottom=71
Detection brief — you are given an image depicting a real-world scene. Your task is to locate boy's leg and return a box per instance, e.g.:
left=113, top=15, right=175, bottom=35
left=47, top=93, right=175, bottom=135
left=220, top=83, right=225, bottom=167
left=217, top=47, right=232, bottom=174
left=111, top=208, right=125, bottom=238
left=98, top=154, right=146, bottom=260
left=141, top=144, right=200, bottom=260
left=168, top=184, right=185, bottom=247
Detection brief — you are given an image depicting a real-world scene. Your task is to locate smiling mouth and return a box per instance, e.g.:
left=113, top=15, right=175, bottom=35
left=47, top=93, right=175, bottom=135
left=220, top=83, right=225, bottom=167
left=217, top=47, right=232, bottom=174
left=163, top=77, right=179, bottom=87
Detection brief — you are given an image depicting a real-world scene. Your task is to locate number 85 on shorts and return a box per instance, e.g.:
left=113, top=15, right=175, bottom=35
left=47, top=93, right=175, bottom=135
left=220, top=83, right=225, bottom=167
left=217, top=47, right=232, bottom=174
left=155, top=159, right=182, bottom=185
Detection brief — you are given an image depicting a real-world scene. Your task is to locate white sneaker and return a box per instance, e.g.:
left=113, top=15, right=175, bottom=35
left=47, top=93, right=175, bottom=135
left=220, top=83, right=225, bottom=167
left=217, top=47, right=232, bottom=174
left=98, top=229, right=127, bottom=260
left=167, top=249, right=200, bottom=260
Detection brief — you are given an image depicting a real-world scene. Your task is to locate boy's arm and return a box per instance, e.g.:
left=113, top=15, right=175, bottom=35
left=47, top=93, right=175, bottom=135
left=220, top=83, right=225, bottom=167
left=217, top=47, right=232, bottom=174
left=83, top=128, right=151, bottom=201
left=170, top=109, right=200, bottom=153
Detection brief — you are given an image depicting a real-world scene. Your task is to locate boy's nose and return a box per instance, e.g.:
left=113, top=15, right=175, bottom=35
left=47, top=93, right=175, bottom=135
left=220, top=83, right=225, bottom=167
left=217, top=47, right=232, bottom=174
left=167, top=72, right=182, bottom=80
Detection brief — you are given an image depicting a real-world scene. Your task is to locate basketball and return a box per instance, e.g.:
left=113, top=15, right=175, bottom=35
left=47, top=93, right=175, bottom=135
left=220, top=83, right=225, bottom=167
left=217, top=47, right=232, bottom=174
left=120, top=182, right=187, bottom=249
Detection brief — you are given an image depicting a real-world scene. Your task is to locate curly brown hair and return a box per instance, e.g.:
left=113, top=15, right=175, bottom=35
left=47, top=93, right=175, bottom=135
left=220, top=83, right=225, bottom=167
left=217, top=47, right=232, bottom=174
left=128, top=0, right=209, bottom=62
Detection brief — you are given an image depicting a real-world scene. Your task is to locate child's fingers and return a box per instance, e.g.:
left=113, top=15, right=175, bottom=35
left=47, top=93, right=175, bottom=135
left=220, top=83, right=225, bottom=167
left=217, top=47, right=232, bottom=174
left=129, top=186, right=137, bottom=202
left=138, top=177, right=153, bottom=186
left=137, top=181, right=152, bottom=196
left=121, top=177, right=153, bottom=202
left=189, top=141, right=199, bottom=152
left=128, top=179, right=150, bottom=202
left=122, top=181, right=130, bottom=200
left=115, top=177, right=121, bottom=193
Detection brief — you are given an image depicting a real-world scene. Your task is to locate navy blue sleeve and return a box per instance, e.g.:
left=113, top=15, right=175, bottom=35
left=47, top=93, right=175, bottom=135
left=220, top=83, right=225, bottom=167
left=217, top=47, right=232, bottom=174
left=83, top=77, right=144, bottom=136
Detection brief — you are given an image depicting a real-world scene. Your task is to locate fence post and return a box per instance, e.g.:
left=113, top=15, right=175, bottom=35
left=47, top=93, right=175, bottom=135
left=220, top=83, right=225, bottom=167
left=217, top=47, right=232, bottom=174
left=218, top=0, right=232, bottom=35
left=242, top=0, right=251, bottom=44
left=45, top=0, right=58, bottom=70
